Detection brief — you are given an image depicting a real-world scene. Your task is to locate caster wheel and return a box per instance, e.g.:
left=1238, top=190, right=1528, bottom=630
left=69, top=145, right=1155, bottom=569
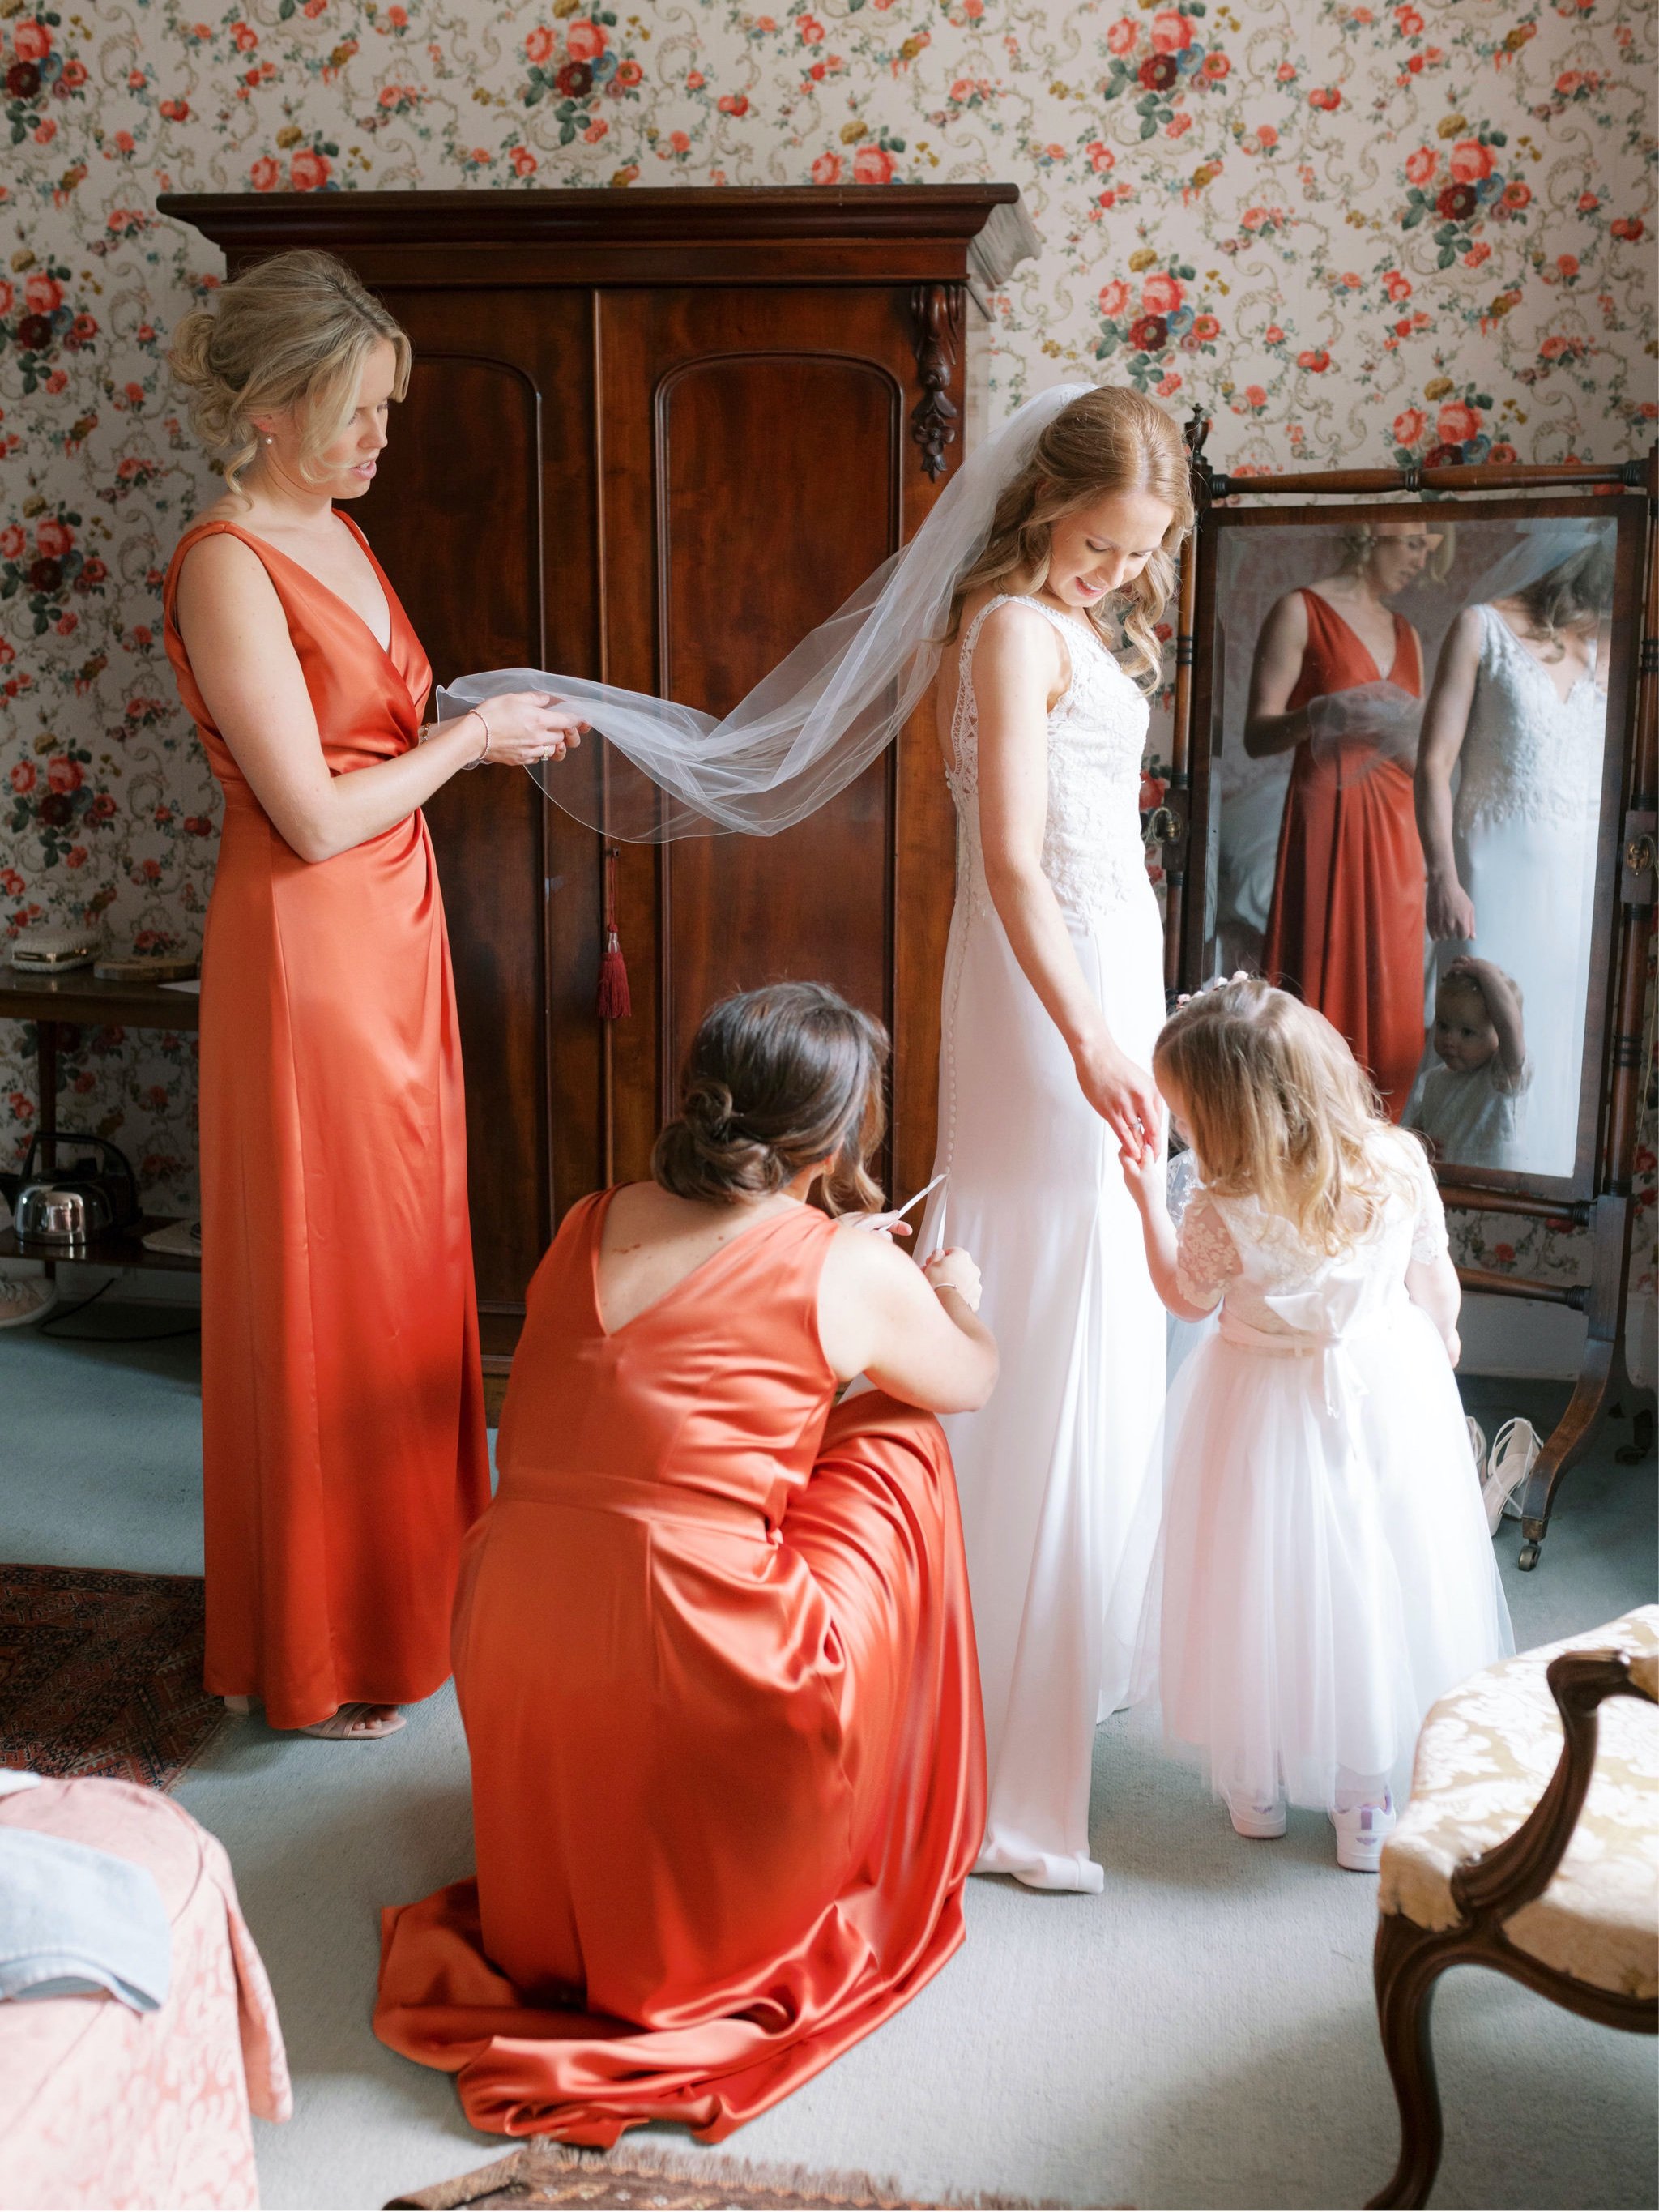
left=1518, top=1541, right=1541, bottom=1572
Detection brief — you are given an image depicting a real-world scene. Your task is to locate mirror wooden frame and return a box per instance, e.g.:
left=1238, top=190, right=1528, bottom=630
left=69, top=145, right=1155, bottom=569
left=1162, top=428, right=1657, bottom=1572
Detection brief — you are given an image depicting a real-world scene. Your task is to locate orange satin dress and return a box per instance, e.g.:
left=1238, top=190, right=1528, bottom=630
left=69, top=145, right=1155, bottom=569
left=162, top=513, right=490, bottom=1730
left=1262, top=590, right=1427, bottom=1117
left=374, top=1190, right=986, bottom=2144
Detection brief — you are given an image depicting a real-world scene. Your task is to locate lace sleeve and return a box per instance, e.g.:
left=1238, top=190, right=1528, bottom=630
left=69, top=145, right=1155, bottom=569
left=1175, top=1193, right=1241, bottom=1312
left=1400, top=1135, right=1450, bottom=1265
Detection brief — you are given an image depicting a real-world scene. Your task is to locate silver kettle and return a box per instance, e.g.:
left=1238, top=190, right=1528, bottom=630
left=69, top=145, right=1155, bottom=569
left=12, top=1133, right=139, bottom=1250
left=14, top=1181, right=115, bottom=1249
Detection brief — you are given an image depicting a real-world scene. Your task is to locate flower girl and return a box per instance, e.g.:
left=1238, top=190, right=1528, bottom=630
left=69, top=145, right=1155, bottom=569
left=1116, top=978, right=1512, bottom=1871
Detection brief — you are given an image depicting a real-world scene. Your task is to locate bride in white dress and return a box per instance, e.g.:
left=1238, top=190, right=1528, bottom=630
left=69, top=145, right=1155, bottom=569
left=915, top=388, right=1193, bottom=1892
left=441, top=382, right=1194, bottom=1894
left=1415, top=527, right=1614, bottom=1176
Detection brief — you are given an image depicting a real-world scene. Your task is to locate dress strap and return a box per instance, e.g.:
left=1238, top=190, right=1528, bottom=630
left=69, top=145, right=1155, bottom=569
left=163, top=519, right=260, bottom=626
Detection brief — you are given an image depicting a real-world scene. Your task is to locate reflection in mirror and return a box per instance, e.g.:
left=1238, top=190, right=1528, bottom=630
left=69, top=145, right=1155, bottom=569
left=1208, top=513, right=1615, bottom=1181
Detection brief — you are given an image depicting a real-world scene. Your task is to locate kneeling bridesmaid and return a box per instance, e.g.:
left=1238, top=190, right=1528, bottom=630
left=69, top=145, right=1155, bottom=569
left=375, top=982, right=996, bottom=2142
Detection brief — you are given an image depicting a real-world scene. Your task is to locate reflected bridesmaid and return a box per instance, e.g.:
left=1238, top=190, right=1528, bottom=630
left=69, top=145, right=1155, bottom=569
left=163, top=250, right=586, bottom=1738
left=1246, top=522, right=1447, bottom=1117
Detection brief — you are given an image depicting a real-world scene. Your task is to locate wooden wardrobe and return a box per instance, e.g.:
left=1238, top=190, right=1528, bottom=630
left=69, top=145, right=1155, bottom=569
left=160, top=186, right=1037, bottom=1374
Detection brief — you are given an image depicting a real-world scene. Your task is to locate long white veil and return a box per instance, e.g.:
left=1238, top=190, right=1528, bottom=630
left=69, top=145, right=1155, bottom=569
left=1465, top=514, right=1618, bottom=610
left=437, top=382, right=1091, bottom=842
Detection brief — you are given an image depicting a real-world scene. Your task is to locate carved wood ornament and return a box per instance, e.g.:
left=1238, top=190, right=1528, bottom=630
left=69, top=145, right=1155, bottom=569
left=910, top=284, right=962, bottom=480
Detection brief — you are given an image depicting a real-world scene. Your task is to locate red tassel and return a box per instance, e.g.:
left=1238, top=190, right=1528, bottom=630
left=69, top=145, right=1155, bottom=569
left=598, top=927, right=632, bottom=1020
left=597, top=848, right=631, bottom=1021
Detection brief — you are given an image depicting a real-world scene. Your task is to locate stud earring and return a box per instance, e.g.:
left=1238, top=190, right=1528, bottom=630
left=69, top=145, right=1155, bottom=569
left=263, top=435, right=274, bottom=445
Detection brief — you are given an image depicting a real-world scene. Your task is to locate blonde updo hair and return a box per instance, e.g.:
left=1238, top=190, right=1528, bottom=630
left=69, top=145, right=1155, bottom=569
left=1155, top=976, right=1415, bottom=1258
left=652, top=982, right=889, bottom=1215
left=1336, top=519, right=1457, bottom=586
left=946, top=385, right=1194, bottom=690
left=169, top=249, right=411, bottom=502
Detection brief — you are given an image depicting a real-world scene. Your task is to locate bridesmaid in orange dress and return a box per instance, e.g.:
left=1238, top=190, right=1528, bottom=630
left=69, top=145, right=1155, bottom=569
left=1249, top=523, right=1442, bottom=1117
left=163, top=250, right=585, bottom=1738
left=375, top=983, right=996, bottom=2141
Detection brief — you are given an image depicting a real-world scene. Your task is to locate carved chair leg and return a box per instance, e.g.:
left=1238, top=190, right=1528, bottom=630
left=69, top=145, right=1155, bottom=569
left=1367, top=1912, right=1456, bottom=2210
left=1517, top=1337, right=1618, bottom=1569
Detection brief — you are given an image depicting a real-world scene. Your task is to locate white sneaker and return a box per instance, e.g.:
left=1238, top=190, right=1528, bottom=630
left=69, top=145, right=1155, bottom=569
left=1227, top=1793, right=1287, bottom=1840
left=1333, top=1795, right=1396, bottom=1873
left=1482, top=1416, right=1540, bottom=1531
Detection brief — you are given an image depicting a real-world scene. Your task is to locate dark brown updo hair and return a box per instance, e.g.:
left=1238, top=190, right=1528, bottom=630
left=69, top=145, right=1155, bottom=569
left=652, top=982, right=888, bottom=1213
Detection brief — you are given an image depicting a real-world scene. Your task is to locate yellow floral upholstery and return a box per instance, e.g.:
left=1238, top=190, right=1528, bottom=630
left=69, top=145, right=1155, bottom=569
left=1379, top=1607, right=1659, bottom=2000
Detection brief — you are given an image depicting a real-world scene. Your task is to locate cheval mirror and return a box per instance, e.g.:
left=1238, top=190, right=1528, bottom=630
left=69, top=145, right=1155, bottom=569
left=1160, top=429, right=1657, bottom=1571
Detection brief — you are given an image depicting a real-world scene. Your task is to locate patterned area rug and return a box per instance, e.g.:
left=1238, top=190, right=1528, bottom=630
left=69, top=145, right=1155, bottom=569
left=388, top=2141, right=1047, bottom=2211
left=0, top=1564, right=228, bottom=1790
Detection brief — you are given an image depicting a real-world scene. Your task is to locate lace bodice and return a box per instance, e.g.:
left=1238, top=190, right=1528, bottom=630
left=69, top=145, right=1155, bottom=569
left=945, top=594, right=1151, bottom=927
left=1175, top=1131, right=1448, bottom=1343
left=1455, top=604, right=1606, bottom=834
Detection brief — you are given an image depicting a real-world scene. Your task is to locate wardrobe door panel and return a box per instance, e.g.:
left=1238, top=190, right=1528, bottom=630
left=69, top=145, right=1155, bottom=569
left=353, top=291, right=601, bottom=1314
left=598, top=288, right=951, bottom=1199
left=656, top=350, right=898, bottom=1122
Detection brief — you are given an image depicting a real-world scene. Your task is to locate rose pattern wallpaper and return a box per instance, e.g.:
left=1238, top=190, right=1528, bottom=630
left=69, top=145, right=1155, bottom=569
left=0, top=0, right=1653, bottom=1359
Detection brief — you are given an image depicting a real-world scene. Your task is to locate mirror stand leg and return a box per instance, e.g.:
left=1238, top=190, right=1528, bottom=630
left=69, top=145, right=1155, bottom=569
left=1517, top=1194, right=1637, bottom=1569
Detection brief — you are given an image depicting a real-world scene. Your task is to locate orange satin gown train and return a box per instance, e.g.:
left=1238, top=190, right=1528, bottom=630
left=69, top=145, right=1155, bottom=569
left=1262, top=588, right=1427, bottom=1117
left=374, top=1191, right=987, bottom=2144
left=163, top=513, right=490, bottom=1730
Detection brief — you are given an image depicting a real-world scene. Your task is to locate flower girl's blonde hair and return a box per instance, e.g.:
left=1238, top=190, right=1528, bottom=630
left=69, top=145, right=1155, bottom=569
left=1155, top=977, right=1416, bottom=1257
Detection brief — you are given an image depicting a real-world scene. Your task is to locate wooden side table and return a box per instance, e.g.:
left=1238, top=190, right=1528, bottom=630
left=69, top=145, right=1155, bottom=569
left=0, top=967, right=203, bottom=1276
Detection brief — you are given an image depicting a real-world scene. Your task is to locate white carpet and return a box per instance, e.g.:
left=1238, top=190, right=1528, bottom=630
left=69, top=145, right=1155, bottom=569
left=2, top=1316, right=1655, bottom=2210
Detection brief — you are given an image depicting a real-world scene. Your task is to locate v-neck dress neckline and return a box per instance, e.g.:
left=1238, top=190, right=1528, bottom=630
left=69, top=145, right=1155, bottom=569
left=588, top=1186, right=812, bottom=1341
left=1301, top=589, right=1406, bottom=687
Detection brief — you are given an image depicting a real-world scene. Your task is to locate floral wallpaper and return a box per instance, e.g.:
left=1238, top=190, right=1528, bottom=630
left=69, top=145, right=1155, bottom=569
left=0, top=0, right=1653, bottom=1360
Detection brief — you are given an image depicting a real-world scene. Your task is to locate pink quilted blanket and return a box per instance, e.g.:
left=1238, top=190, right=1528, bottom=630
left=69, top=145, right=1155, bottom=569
left=0, top=1778, right=290, bottom=2210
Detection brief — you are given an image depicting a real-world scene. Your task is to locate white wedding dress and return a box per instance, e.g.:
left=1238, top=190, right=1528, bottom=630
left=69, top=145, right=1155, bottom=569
left=1426, top=604, right=1606, bottom=1176
left=916, top=595, right=1167, bottom=1894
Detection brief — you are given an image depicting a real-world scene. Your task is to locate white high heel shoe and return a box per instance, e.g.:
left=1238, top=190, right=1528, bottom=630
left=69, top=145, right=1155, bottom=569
left=1482, top=1416, right=1540, bottom=1534
left=1465, top=1416, right=1488, bottom=1492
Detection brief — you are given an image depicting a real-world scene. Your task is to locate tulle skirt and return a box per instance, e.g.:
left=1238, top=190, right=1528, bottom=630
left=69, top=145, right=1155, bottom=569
left=1112, top=1299, right=1513, bottom=1812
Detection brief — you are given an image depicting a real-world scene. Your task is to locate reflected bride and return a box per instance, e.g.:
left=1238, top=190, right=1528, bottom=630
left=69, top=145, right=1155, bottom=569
left=1413, top=522, right=1614, bottom=1176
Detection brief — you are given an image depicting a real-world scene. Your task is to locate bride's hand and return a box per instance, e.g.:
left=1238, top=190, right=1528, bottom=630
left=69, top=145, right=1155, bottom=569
left=1425, top=869, right=1475, bottom=942
left=469, top=692, right=589, bottom=768
left=1074, top=1038, right=1163, bottom=1156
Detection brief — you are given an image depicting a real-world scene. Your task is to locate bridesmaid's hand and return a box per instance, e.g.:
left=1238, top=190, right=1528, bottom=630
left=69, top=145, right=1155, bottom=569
left=1425, top=869, right=1475, bottom=942
left=1074, top=1038, right=1163, bottom=1157
left=471, top=691, right=589, bottom=768
left=923, top=1245, right=982, bottom=1312
left=848, top=1210, right=914, bottom=1241
left=1305, top=681, right=1421, bottom=766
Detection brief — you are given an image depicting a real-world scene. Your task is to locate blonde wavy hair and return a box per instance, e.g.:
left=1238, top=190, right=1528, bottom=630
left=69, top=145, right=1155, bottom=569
left=945, top=385, right=1193, bottom=690
left=169, top=249, right=410, bottom=503
left=1504, top=539, right=1615, bottom=657
left=1155, top=977, right=1416, bottom=1258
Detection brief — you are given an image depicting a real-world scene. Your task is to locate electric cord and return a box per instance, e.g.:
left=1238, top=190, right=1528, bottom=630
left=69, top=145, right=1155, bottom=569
left=34, top=1276, right=201, bottom=1343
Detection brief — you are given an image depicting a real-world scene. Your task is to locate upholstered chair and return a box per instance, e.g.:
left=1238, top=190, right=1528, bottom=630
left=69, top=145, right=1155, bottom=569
left=1367, top=1606, right=1657, bottom=2209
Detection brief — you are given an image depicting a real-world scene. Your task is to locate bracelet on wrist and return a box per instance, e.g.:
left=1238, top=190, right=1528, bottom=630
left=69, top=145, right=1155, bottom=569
left=459, top=707, right=492, bottom=771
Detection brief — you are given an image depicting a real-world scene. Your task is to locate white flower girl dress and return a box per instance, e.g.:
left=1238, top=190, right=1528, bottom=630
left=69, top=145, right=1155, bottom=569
left=1125, top=1129, right=1512, bottom=1814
